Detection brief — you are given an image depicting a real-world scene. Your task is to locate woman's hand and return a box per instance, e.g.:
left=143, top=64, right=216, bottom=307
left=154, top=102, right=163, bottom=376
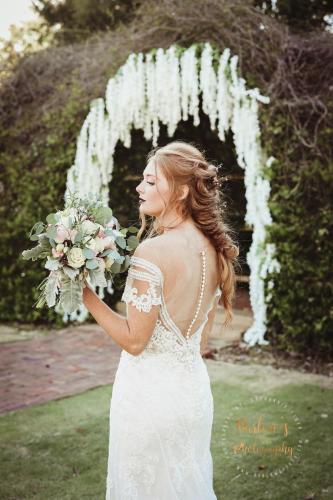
left=82, top=279, right=94, bottom=304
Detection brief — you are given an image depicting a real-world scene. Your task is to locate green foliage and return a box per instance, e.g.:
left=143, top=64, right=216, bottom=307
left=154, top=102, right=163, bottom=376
left=263, top=152, right=333, bottom=359
left=33, top=0, right=143, bottom=43
left=0, top=83, right=89, bottom=325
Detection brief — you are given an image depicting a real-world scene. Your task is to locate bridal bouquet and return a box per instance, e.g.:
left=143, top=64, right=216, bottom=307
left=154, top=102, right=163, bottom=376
left=21, top=192, right=139, bottom=314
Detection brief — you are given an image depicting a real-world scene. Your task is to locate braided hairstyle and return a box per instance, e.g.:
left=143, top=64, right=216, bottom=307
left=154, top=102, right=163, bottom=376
left=138, top=140, right=240, bottom=326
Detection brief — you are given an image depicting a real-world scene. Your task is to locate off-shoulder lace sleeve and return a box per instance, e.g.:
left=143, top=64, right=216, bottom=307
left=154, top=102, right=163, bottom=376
left=121, top=255, right=163, bottom=313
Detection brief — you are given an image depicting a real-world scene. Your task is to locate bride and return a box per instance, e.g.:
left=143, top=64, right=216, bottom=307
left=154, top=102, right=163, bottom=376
left=83, top=140, right=239, bottom=499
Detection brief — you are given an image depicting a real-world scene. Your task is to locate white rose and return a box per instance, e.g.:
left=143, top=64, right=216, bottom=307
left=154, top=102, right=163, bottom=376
left=105, top=256, right=115, bottom=270
left=67, top=247, right=86, bottom=268
left=56, top=243, right=64, bottom=252
left=81, top=220, right=99, bottom=235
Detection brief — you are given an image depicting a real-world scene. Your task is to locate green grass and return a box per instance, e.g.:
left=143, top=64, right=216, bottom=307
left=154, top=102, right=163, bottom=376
left=0, top=382, right=332, bottom=500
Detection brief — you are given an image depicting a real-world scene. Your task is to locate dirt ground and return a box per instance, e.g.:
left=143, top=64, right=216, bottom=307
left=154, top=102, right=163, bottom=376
left=203, top=343, right=333, bottom=378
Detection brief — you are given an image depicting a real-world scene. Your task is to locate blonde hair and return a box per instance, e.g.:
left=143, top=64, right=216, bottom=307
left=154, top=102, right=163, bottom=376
left=137, top=140, right=240, bottom=326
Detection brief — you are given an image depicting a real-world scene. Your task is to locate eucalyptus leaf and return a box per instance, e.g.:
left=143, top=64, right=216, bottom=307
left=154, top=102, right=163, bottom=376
left=29, top=221, right=44, bottom=238
left=111, top=250, right=122, bottom=261
left=110, top=261, right=121, bottom=274
left=46, top=226, right=57, bottom=240
left=120, top=255, right=131, bottom=272
left=93, top=207, right=113, bottom=225
left=115, top=236, right=126, bottom=249
left=100, top=248, right=112, bottom=257
left=86, top=258, right=99, bottom=270
left=35, top=222, right=45, bottom=235
left=74, top=231, right=84, bottom=244
left=101, top=249, right=120, bottom=260
left=82, top=248, right=95, bottom=259
left=127, top=235, right=139, bottom=250
left=46, top=213, right=58, bottom=224
left=128, top=226, right=138, bottom=234
left=30, top=234, right=40, bottom=241
left=117, top=255, right=125, bottom=264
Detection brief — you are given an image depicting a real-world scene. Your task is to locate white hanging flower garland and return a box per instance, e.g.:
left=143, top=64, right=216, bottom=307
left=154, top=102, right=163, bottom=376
left=63, top=42, right=280, bottom=347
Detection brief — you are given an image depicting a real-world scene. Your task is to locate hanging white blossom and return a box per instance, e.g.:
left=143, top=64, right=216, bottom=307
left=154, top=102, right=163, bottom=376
left=63, top=41, right=280, bottom=347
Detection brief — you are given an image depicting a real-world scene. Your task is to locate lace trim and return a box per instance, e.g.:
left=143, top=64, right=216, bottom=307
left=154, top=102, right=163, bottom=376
left=121, top=256, right=163, bottom=313
left=122, top=283, right=162, bottom=313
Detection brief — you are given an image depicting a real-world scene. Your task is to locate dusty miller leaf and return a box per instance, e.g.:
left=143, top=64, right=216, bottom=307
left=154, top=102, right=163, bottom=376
left=45, top=257, right=60, bottom=271
left=59, top=275, right=83, bottom=314
left=45, top=272, right=59, bottom=307
left=88, top=267, right=107, bottom=288
left=63, top=266, right=79, bottom=280
left=21, top=245, right=44, bottom=261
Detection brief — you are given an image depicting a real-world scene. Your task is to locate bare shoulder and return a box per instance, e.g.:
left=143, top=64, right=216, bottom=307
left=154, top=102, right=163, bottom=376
left=132, top=236, right=165, bottom=269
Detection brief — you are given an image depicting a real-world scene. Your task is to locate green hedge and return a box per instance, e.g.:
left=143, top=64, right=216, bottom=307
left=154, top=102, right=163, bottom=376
left=258, top=103, right=333, bottom=360
left=0, top=83, right=91, bottom=326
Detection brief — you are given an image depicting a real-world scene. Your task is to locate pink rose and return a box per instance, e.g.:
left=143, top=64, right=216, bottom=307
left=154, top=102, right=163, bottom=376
left=55, top=225, right=69, bottom=244
left=69, top=229, right=78, bottom=243
left=52, top=248, right=64, bottom=258
left=98, top=229, right=105, bottom=238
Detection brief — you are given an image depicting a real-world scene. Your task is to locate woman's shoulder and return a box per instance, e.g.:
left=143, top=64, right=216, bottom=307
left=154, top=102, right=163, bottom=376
left=134, top=235, right=166, bottom=254
left=132, top=237, right=165, bottom=273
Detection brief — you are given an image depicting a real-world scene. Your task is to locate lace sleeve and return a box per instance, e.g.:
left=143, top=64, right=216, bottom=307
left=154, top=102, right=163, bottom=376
left=121, top=256, right=163, bottom=313
left=121, top=245, right=164, bottom=355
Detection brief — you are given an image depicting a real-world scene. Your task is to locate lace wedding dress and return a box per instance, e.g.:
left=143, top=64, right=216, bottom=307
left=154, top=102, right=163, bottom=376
left=105, top=239, right=221, bottom=499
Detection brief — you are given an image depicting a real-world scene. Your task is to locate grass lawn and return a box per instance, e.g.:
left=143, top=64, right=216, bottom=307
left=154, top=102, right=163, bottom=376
left=0, top=380, right=332, bottom=499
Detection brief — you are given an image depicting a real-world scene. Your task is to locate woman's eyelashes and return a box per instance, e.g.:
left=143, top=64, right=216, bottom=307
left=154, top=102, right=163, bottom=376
left=147, top=181, right=155, bottom=185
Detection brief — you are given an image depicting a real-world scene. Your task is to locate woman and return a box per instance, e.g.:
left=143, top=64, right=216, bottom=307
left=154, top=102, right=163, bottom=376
left=83, top=140, right=239, bottom=499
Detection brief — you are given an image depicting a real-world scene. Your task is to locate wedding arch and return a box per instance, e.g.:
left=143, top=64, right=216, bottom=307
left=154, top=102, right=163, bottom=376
left=61, top=42, right=281, bottom=346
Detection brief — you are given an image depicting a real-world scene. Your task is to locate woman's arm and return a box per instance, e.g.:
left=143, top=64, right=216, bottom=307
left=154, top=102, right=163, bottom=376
left=82, top=285, right=136, bottom=355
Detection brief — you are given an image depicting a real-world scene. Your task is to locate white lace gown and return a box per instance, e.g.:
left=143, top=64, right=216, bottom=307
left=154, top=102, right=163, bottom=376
left=105, top=245, right=221, bottom=500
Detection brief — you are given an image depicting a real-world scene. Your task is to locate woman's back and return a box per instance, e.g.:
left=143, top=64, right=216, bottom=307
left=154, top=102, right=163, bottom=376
left=137, top=226, right=220, bottom=341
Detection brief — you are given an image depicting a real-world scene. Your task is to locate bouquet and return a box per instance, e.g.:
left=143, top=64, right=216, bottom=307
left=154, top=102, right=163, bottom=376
left=21, top=192, right=139, bottom=314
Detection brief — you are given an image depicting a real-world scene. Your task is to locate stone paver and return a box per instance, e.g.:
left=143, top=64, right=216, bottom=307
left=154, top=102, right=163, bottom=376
left=0, top=324, right=121, bottom=415
left=0, top=295, right=252, bottom=415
